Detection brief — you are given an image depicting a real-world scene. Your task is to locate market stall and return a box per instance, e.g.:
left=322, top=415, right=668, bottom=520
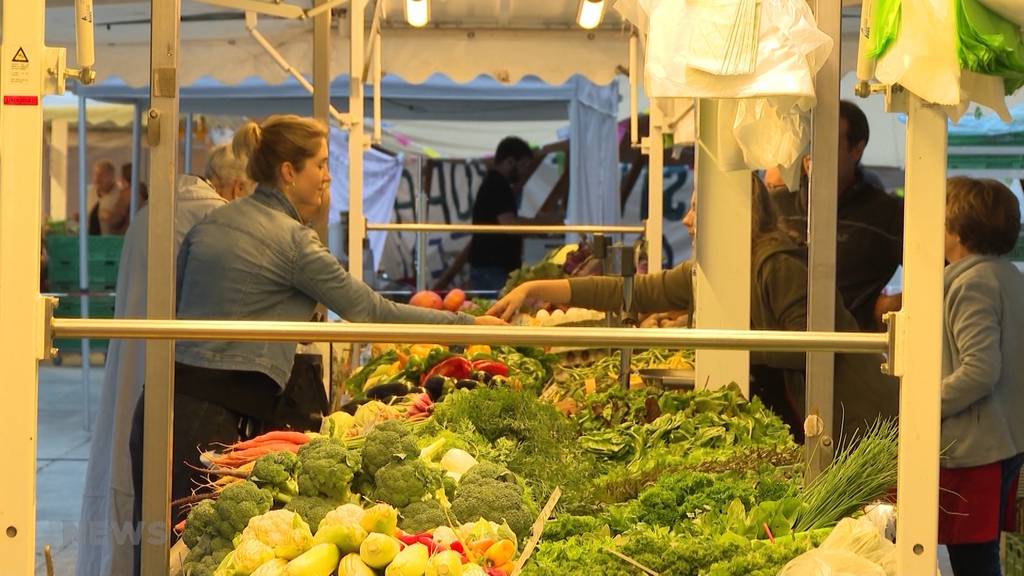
left=4, top=1, right=1024, bottom=576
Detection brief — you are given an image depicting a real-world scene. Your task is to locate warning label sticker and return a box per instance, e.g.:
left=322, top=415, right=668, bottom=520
left=8, top=46, right=30, bottom=85
left=4, top=95, right=40, bottom=106
left=12, top=47, right=28, bottom=63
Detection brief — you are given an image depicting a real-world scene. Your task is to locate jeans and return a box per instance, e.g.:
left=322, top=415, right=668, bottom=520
left=470, top=265, right=510, bottom=294
left=947, top=452, right=1024, bottom=576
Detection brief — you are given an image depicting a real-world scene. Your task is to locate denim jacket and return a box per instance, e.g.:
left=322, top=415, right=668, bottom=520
left=175, top=185, right=474, bottom=387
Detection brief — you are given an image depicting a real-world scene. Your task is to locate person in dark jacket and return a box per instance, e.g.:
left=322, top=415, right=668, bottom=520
left=765, top=101, right=904, bottom=331
left=489, top=176, right=899, bottom=444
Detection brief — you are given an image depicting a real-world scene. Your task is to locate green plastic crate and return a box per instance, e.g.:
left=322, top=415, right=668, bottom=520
left=1007, top=532, right=1024, bottom=576
left=45, top=235, right=123, bottom=292
left=53, top=295, right=116, bottom=319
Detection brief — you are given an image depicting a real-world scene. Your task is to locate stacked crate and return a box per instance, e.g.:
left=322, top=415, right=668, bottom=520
left=46, top=235, right=123, bottom=360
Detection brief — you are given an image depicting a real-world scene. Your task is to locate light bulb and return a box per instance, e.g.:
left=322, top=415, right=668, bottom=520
left=577, top=0, right=605, bottom=30
left=405, top=0, right=430, bottom=27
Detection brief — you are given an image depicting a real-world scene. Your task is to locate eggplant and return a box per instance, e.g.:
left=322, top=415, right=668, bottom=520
left=365, top=380, right=411, bottom=400
left=455, top=379, right=479, bottom=390
left=423, top=375, right=447, bottom=401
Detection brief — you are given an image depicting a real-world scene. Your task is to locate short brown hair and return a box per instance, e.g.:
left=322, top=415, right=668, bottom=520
left=232, top=115, right=327, bottom=186
left=946, top=176, right=1021, bottom=256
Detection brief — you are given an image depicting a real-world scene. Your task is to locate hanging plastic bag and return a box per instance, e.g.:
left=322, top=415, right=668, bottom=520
left=955, top=0, right=1024, bottom=94
left=731, top=96, right=811, bottom=171
left=644, top=0, right=831, bottom=100
left=868, top=0, right=902, bottom=59
left=875, top=0, right=960, bottom=104
left=778, top=517, right=897, bottom=576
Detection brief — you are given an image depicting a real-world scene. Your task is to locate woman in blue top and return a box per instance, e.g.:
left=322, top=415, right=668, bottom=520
left=938, top=176, right=1024, bottom=576
left=130, top=116, right=501, bottom=565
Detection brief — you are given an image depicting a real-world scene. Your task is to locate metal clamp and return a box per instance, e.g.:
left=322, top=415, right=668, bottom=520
left=881, top=311, right=898, bottom=376
left=42, top=296, right=59, bottom=361
left=146, top=109, right=161, bottom=146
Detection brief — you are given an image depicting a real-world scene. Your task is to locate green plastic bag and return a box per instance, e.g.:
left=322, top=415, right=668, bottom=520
left=955, top=0, right=1024, bottom=94
left=868, top=0, right=902, bottom=60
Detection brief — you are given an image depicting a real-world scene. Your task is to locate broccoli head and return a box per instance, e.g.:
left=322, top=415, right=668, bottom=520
left=371, top=458, right=444, bottom=509
left=180, top=481, right=273, bottom=576
left=285, top=494, right=342, bottom=530
left=399, top=500, right=448, bottom=534
left=181, top=534, right=233, bottom=576
left=296, top=437, right=356, bottom=500
left=361, top=419, right=420, bottom=477
left=451, top=470, right=535, bottom=540
left=251, top=451, right=299, bottom=503
left=460, top=461, right=517, bottom=485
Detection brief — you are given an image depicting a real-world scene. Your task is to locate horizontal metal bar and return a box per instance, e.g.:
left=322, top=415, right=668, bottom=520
left=51, top=318, right=888, bottom=354
left=365, top=223, right=646, bottom=234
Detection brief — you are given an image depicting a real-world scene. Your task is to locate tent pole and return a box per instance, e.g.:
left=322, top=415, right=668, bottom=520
left=130, top=101, right=141, bottom=219
left=804, top=0, right=840, bottom=479
left=893, top=92, right=945, bottom=576
left=416, top=156, right=427, bottom=292
left=0, top=0, right=46, bottom=568
left=693, top=99, right=751, bottom=394
left=77, top=93, right=92, bottom=431
left=140, top=0, right=181, bottom=572
left=313, top=0, right=330, bottom=244
left=348, top=0, right=366, bottom=281
left=645, top=98, right=663, bottom=273
left=183, top=112, right=193, bottom=174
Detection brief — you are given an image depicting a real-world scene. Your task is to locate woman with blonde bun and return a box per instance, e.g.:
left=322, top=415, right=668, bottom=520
left=130, top=116, right=501, bottom=569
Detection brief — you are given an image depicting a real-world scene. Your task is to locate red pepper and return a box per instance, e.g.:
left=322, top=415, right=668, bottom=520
left=472, top=359, right=509, bottom=377
left=449, top=541, right=465, bottom=554
left=421, top=356, right=473, bottom=385
left=397, top=533, right=420, bottom=546
left=416, top=535, right=439, bottom=554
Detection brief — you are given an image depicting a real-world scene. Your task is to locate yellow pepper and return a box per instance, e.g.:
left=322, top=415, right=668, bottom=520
left=465, top=345, right=492, bottom=358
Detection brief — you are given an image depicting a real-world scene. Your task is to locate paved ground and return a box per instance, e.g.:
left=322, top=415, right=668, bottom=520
left=36, top=357, right=104, bottom=576
left=34, top=359, right=959, bottom=576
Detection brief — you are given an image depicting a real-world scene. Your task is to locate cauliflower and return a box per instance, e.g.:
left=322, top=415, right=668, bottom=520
left=399, top=500, right=448, bottom=534
left=320, top=411, right=355, bottom=438
left=319, top=503, right=365, bottom=529
left=231, top=538, right=275, bottom=573
left=450, top=463, right=535, bottom=540
left=361, top=419, right=420, bottom=477
left=439, top=448, right=478, bottom=482
left=295, top=436, right=356, bottom=500
left=250, top=451, right=299, bottom=504
left=238, top=509, right=314, bottom=560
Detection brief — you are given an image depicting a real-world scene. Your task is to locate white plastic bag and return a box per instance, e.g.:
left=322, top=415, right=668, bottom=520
left=731, top=96, right=811, bottom=170
left=778, top=517, right=897, bottom=576
left=644, top=0, right=832, bottom=100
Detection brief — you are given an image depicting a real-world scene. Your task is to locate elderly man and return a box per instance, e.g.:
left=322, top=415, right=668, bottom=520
left=76, top=144, right=252, bottom=576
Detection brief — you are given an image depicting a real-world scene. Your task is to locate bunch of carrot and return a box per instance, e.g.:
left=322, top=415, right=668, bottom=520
left=206, top=430, right=310, bottom=469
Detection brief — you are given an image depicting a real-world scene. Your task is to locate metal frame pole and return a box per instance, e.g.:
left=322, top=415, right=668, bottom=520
left=348, top=0, right=366, bottom=281
left=366, top=223, right=646, bottom=234
left=804, top=0, right=840, bottom=478
left=416, top=156, right=428, bottom=292
left=130, top=101, right=141, bottom=218
left=51, top=318, right=889, bottom=353
left=77, top=92, right=93, bottom=429
left=313, top=0, right=331, bottom=243
left=183, top=112, right=193, bottom=174
left=0, top=0, right=46, bottom=569
left=140, top=0, right=180, bottom=572
left=645, top=98, right=664, bottom=272
left=693, top=99, right=751, bottom=393
left=893, top=93, right=945, bottom=575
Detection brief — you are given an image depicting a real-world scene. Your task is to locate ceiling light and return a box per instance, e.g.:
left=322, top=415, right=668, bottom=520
left=405, top=0, right=430, bottom=27
left=577, top=0, right=605, bottom=30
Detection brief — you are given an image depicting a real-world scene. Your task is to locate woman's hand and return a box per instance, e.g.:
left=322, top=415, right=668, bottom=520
left=473, top=314, right=508, bottom=326
left=487, top=283, right=532, bottom=322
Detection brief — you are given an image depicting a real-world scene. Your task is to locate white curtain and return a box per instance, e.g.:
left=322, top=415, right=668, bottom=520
left=567, top=78, right=621, bottom=243
left=327, top=127, right=404, bottom=271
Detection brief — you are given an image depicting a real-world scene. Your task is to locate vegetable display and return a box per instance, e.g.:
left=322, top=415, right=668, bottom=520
left=178, top=335, right=899, bottom=576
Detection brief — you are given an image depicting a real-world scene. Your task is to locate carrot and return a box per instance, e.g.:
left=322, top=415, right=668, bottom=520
left=228, top=430, right=309, bottom=451
left=209, top=442, right=300, bottom=467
